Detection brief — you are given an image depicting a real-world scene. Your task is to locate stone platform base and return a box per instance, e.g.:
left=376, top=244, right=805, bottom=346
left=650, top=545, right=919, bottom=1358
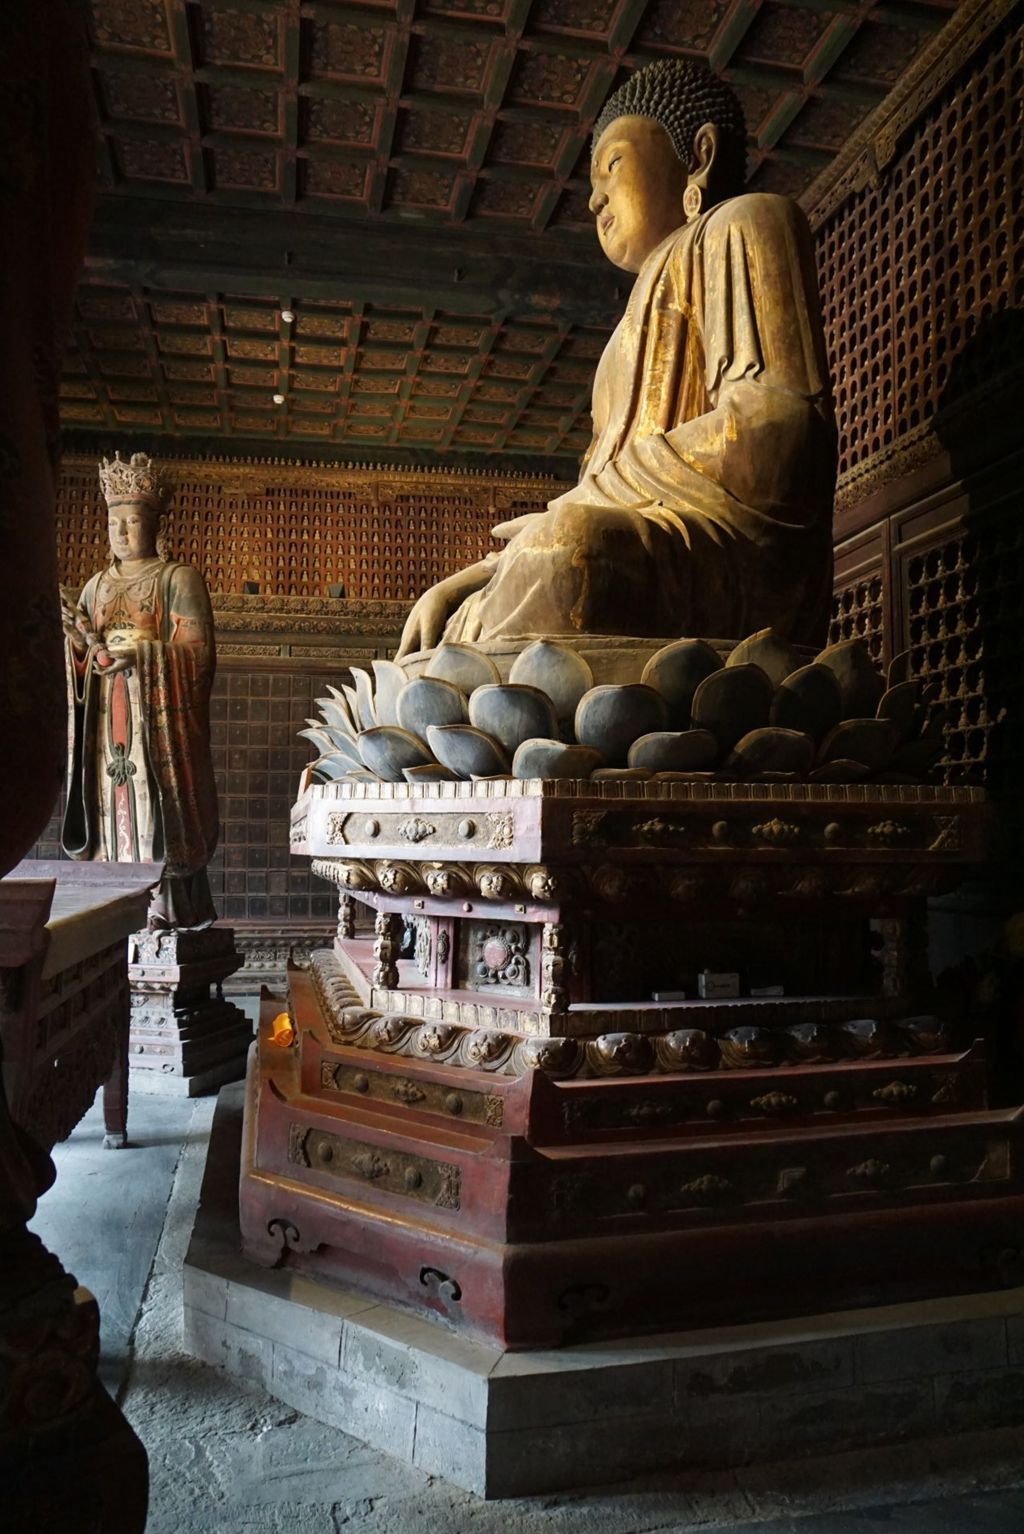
left=186, top=1082, right=1024, bottom=1499
left=129, top=925, right=253, bottom=1092
left=129, top=1049, right=250, bottom=1097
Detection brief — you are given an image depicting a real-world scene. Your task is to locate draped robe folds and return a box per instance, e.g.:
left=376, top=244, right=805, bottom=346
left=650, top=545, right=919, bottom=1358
left=443, top=192, right=838, bottom=647
left=61, top=558, right=220, bottom=928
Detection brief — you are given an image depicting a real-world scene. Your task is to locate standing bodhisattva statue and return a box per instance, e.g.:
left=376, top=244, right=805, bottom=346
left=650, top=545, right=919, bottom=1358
left=60, top=452, right=219, bottom=929
left=397, top=58, right=837, bottom=658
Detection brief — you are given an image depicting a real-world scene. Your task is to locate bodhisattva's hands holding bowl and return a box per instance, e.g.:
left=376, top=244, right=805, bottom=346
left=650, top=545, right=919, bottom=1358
left=97, top=625, right=143, bottom=674
left=95, top=647, right=136, bottom=675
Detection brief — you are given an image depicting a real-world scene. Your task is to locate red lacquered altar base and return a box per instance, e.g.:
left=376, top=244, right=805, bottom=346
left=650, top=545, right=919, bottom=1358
left=239, top=974, right=1024, bottom=1350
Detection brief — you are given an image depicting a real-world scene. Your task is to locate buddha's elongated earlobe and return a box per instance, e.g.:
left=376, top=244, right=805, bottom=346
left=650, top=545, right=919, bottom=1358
left=683, top=121, right=719, bottom=221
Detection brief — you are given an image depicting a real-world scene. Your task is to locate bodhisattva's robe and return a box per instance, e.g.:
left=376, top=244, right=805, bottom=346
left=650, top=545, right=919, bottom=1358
left=61, top=557, right=220, bottom=928
left=444, top=192, right=837, bottom=647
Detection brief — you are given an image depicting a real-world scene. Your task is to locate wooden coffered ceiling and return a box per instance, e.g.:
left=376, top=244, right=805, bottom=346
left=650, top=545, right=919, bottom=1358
left=65, top=0, right=960, bottom=466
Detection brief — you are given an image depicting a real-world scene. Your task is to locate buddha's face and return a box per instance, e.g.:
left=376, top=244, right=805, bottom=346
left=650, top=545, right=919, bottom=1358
left=590, top=115, right=688, bottom=273
left=108, top=500, right=158, bottom=561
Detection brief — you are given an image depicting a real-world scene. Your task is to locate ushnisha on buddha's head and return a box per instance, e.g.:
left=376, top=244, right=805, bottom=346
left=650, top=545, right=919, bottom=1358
left=589, top=58, right=746, bottom=273
left=98, top=451, right=167, bottom=563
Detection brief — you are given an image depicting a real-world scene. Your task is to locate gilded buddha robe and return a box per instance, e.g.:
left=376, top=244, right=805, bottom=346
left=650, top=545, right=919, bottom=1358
left=443, top=192, right=837, bottom=647
left=61, top=557, right=219, bottom=928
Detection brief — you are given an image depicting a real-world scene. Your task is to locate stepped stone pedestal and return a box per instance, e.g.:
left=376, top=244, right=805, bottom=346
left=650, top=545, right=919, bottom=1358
left=128, top=926, right=253, bottom=1096
left=190, top=1079, right=1024, bottom=1499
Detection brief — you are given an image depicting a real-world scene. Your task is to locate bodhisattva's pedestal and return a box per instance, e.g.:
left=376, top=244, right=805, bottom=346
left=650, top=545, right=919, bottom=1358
left=235, top=775, right=1024, bottom=1354
left=128, top=926, right=252, bottom=1095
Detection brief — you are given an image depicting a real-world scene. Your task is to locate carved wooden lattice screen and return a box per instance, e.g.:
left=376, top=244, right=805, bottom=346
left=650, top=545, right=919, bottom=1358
left=828, top=569, right=886, bottom=665
left=901, top=510, right=1024, bottom=793
left=818, top=14, right=1023, bottom=504
left=822, top=15, right=1023, bottom=792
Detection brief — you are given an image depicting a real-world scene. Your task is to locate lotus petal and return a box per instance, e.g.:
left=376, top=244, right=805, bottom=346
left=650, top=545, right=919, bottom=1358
left=691, top=664, right=773, bottom=754
left=402, top=764, right=458, bottom=783
left=890, top=736, right=944, bottom=776
left=720, top=1026, right=778, bottom=1068
left=511, top=738, right=604, bottom=780
left=371, top=659, right=408, bottom=727
left=509, top=641, right=593, bottom=730
left=309, top=753, right=357, bottom=783
left=769, top=663, right=843, bottom=741
left=641, top=638, right=722, bottom=727
left=837, top=1018, right=893, bottom=1058
left=783, top=1023, right=834, bottom=1063
left=425, top=642, right=500, bottom=693
left=727, top=727, right=815, bottom=776
left=298, top=725, right=336, bottom=756
left=469, top=684, right=558, bottom=757
left=341, top=684, right=361, bottom=728
left=877, top=681, right=925, bottom=746
left=726, top=628, right=804, bottom=688
left=807, top=758, right=869, bottom=783
left=350, top=667, right=378, bottom=731
left=317, top=698, right=359, bottom=739
left=650, top=771, right=716, bottom=782
left=818, top=718, right=894, bottom=772
left=896, top=1014, right=950, bottom=1053
left=320, top=727, right=364, bottom=765
left=814, top=638, right=885, bottom=718
left=627, top=729, right=719, bottom=773
left=591, top=767, right=651, bottom=781
left=887, top=649, right=913, bottom=687
left=357, top=726, right=433, bottom=782
left=575, top=684, right=668, bottom=766
left=324, top=683, right=358, bottom=727
left=396, top=676, right=468, bottom=741
left=427, top=724, right=511, bottom=779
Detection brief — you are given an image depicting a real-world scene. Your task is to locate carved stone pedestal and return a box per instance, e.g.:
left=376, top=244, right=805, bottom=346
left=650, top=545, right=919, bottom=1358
left=236, top=778, right=1024, bottom=1352
left=128, top=926, right=253, bottom=1096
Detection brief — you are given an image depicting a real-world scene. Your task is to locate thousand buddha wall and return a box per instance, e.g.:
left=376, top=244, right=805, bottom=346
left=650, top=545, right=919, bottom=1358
left=41, top=7, right=1024, bottom=963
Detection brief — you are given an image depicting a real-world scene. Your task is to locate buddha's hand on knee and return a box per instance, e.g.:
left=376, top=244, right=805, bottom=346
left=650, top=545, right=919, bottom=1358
left=490, top=512, right=544, bottom=542
left=397, top=586, right=451, bottom=658
left=397, top=560, right=496, bottom=659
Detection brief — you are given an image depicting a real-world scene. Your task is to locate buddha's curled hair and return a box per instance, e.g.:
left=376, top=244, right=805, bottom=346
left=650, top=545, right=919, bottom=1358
left=593, top=58, right=746, bottom=191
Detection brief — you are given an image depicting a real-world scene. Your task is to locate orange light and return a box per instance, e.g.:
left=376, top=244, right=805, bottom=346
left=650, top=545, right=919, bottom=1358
left=269, top=1012, right=295, bottom=1047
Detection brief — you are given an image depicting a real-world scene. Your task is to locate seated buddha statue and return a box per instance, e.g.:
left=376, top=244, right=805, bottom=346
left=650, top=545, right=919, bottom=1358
left=398, top=58, right=837, bottom=658
left=60, top=452, right=220, bottom=929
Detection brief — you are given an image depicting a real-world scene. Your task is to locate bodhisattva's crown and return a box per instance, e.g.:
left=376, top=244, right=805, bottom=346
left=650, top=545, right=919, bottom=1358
left=98, top=451, right=168, bottom=512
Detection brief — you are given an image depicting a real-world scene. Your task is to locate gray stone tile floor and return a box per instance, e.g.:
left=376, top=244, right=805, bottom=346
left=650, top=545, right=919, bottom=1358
left=29, top=1029, right=1024, bottom=1534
